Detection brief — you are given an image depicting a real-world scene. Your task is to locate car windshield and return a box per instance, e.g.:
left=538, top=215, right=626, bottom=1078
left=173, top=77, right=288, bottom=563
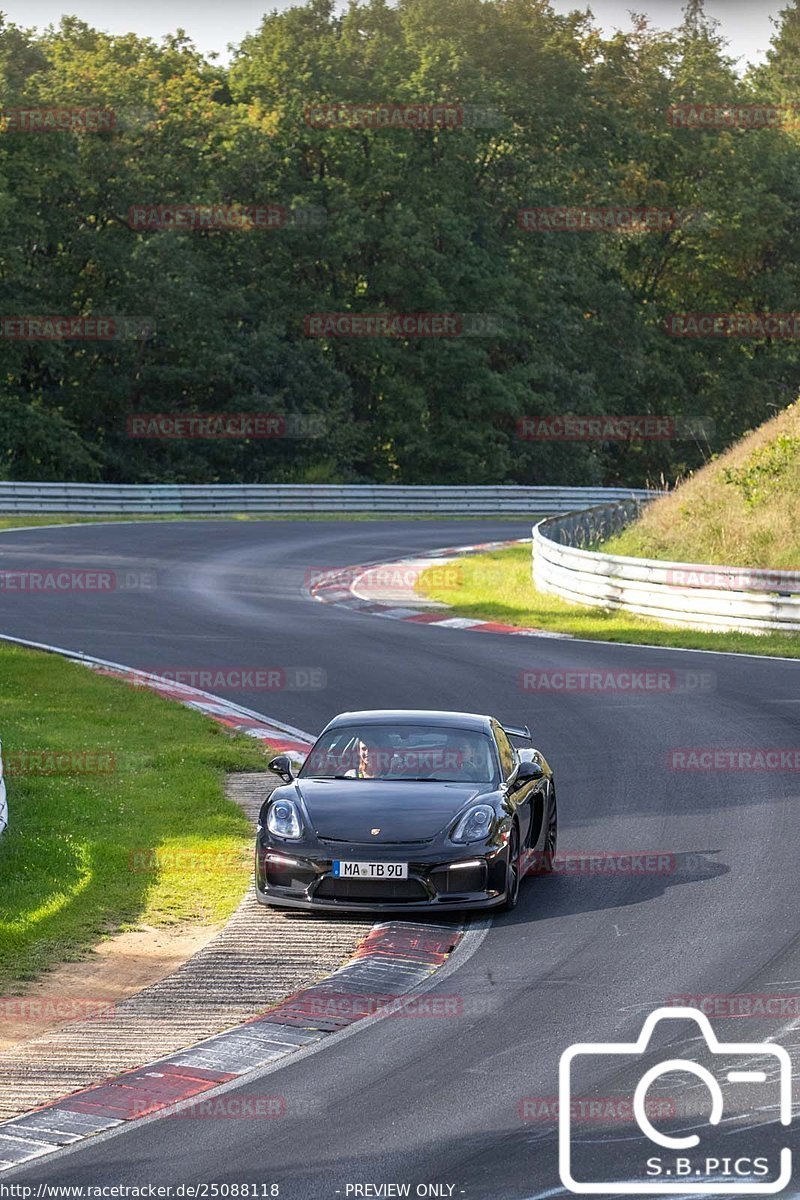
left=299, top=724, right=498, bottom=783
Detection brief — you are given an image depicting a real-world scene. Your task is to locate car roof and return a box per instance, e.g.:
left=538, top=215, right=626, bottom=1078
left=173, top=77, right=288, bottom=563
left=323, top=709, right=494, bottom=734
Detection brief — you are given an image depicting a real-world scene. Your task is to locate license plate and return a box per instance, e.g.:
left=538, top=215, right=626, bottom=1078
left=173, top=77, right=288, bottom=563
left=332, top=861, right=408, bottom=879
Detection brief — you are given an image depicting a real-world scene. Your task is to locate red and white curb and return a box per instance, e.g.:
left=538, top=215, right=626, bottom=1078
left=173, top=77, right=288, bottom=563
left=307, top=539, right=570, bottom=638
left=0, top=925, right=462, bottom=1170
left=0, top=634, right=466, bottom=1171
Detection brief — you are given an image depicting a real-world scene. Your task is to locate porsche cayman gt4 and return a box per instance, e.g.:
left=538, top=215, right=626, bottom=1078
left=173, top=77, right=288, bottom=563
left=255, top=709, right=557, bottom=913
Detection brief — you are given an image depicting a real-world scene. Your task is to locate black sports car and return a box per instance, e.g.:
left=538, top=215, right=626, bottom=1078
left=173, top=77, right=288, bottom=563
left=255, top=709, right=557, bottom=913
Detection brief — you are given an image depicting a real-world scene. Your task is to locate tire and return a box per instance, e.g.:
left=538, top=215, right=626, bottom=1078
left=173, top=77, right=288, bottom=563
left=499, top=825, right=521, bottom=912
left=530, top=784, right=558, bottom=875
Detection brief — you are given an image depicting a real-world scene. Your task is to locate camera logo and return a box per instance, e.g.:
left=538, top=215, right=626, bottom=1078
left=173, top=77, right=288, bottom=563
left=559, top=1007, right=791, bottom=1194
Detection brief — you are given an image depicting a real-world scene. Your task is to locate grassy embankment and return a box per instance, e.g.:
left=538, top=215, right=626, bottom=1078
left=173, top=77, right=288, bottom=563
left=605, top=400, right=800, bottom=567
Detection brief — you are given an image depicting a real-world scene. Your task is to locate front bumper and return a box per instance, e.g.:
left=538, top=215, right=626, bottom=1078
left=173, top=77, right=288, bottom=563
left=255, top=843, right=509, bottom=913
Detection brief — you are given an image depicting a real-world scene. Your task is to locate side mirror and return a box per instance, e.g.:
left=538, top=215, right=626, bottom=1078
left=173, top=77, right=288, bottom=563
left=268, top=754, right=295, bottom=784
left=510, top=759, right=544, bottom=789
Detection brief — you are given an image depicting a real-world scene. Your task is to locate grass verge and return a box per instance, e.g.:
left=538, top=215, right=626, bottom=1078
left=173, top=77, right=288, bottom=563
left=417, top=545, right=800, bottom=658
left=0, top=642, right=269, bottom=990
left=604, top=400, right=800, bottom=568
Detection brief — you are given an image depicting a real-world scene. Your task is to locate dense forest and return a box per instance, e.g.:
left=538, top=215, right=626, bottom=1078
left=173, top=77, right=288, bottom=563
left=3, top=0, right=800, bottom=485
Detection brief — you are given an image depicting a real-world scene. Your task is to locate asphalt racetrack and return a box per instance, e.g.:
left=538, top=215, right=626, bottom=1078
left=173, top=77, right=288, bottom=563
left=1, top=519, right=799, bottom=1198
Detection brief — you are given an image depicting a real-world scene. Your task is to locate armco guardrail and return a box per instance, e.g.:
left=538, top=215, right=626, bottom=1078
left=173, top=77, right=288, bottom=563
left=532, top=501, right=800, bottom=633
left=0, top=483, right=653, bottom=516
left=0, top=741, right=7, bottom=837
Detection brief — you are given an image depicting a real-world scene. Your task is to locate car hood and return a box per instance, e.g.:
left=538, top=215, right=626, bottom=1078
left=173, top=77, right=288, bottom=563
left=294, top=778, right=495, bottom=843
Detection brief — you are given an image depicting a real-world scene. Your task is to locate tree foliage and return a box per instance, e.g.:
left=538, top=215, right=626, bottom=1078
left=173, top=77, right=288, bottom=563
left=1, top=0, right=800, bottom=484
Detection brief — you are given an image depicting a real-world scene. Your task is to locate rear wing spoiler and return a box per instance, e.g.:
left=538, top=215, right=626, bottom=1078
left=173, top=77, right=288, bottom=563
left=502, top=723, right=532, bottom=741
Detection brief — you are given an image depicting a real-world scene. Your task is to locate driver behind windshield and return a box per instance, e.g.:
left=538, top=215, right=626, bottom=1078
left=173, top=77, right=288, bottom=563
left=447, top=733, right=488, bottom=782
left=302, top=725, right=495, bottom=781
left=344, top=735, right=383, bottom=779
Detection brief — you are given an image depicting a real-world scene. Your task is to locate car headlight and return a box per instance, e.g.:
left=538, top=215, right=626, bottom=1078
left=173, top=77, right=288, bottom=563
left=451, top=804, right=495, bottom=844
left=266, top=798, right=303, bottom=839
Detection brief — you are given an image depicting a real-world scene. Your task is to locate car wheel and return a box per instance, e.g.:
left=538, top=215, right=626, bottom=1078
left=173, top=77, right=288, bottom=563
left=532, top=783, right=558, bottom=874
left=499, top=825, right=521, bottom=911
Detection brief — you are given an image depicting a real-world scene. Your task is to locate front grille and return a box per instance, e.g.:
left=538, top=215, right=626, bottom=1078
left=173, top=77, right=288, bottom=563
left=315, top=876, right=429, bottom=903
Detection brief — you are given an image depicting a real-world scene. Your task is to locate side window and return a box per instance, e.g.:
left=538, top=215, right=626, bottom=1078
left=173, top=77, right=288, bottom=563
left=494, top=725, right=517, bottom=780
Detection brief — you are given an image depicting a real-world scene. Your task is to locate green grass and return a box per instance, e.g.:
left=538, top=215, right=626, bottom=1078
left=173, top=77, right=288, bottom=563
left=604, top=400, right=800, bottom=568
left=417, top=545, right=800, bottom=658
left=0, top=643, right=269, bottom=990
